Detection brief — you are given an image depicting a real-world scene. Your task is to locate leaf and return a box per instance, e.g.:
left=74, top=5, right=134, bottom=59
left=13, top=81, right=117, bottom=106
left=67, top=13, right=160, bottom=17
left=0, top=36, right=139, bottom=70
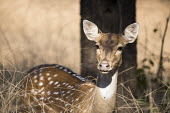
left=142, top=58, right=147, bottom=63
left=149, top=59, right=154, bottom=66
left=153, top=28, right=158, bottom=33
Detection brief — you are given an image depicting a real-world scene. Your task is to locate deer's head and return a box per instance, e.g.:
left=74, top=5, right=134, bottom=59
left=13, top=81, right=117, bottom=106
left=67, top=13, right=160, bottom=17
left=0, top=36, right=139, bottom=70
left=83, top=20, right=139, bottom=74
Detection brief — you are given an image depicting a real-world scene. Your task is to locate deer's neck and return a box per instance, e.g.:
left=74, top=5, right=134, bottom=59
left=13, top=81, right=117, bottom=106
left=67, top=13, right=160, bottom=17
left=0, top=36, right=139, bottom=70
left=90, top=70, right=118, bottom=112
left=96, top=70, right=118, bottom=99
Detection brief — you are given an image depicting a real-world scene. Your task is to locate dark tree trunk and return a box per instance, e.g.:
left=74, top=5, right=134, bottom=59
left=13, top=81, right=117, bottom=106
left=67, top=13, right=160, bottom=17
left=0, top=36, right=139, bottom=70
left=80, top=0, right=137, bottom=110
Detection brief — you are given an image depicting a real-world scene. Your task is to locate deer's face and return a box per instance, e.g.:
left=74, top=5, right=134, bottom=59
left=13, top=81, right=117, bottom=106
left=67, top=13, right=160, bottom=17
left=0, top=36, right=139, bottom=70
left=83, top=20, right=139, bottom=74
left=95, top=33, right=126, bottom=73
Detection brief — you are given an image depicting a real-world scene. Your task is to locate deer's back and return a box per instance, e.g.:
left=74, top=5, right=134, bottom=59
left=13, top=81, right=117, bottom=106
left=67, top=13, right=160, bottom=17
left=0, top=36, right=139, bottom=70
left=21, top=64, right=95, bottom=113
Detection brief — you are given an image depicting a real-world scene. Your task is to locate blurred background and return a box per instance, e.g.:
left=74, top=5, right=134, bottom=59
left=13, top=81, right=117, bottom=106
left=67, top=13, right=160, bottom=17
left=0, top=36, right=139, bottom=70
left=137, top=0, right=170, bottom=83
left=0, top=0, right=169, bottom=112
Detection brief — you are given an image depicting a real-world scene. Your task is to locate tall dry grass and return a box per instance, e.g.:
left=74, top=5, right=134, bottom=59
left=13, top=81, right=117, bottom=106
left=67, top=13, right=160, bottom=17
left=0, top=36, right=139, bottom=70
left=0, top=62, right=169, bottom=113
left=0, top=61, right=24, bottom=113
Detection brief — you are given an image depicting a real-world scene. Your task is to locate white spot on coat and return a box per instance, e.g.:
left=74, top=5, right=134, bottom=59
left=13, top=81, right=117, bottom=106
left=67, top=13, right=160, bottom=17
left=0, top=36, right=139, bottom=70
left=53, top=74, right=58, bottom=77
left=40, top=76, right=44, bottom=80
left=39, top=82, right=43, bottom=86
left=54, top=92, right=59, bottom=95
left=54, top=81, right=59, bottom=85
left=46, top=73, right=50, bottom=76
left=34, top=80, right=38, bottom=83
left=41, top=91, right=45, bottom=94
left=49, top=81, right=54, bottom=85
left=39, top=73, right=42, bottom=76
left=48, top=77, right=51, bottom=80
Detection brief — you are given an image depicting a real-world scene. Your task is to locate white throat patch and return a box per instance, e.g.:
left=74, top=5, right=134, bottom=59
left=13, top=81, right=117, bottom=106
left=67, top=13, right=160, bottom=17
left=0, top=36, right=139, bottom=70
left=98, top=71, right=118, bottom=99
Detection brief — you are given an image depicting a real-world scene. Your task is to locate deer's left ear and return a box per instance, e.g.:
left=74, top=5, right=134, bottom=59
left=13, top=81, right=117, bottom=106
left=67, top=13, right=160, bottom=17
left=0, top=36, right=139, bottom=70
left=123, top=23, right=140, bottom=43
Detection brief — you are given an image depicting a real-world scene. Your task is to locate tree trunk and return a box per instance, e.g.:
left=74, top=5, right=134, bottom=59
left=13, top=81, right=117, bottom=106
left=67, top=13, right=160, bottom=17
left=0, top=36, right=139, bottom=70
left=80, top=0, right=137, bottom=110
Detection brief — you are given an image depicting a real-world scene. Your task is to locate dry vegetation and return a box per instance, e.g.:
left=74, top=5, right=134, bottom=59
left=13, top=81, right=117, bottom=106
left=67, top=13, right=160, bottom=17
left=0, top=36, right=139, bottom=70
left=0, top=62, right=170, bottom=113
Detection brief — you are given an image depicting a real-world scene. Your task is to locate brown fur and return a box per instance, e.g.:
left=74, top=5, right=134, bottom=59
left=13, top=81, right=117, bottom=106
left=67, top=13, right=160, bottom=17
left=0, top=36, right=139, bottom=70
left=21, top=33, right=128, bottom=113
left=21, top=65, right=96, bottom=112
left=96, top=33, right=127, bottom=70
left=21, top=64, right=118, bottom=113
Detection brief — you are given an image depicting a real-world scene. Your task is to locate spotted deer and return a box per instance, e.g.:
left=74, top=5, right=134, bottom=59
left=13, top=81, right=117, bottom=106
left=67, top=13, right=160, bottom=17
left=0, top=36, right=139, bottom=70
left=21, top=20, right=139, bottom=113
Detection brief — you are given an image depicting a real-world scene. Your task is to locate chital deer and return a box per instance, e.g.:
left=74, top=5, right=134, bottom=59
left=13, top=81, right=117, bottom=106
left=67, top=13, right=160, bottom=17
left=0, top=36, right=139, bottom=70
left=21, top=20, right=139, bottom=113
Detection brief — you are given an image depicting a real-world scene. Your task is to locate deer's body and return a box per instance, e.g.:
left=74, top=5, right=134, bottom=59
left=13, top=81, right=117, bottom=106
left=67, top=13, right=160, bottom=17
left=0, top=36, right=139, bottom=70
left=22, top=64, right=117, bottom=113
left=21, top=20, right=139, bottom=113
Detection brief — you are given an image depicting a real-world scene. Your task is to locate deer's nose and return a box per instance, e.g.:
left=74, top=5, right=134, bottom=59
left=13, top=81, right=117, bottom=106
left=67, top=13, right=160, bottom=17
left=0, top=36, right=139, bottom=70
left=99, top=61, right=110, bottom=71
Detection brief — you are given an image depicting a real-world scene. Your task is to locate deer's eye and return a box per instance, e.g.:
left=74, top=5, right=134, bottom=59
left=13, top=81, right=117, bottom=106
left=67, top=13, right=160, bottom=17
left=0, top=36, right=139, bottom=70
left=95, top=45, right=100, bottom=49
left=117, top=47, right=123, bottom=51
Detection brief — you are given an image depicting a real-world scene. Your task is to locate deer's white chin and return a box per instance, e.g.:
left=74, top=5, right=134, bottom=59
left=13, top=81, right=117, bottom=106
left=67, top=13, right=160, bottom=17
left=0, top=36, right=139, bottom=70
left=101, top=71, right=109, bottom=74
left=100, top=68, right=114, bottom=74
left=98, top=67, right=113, bottom=74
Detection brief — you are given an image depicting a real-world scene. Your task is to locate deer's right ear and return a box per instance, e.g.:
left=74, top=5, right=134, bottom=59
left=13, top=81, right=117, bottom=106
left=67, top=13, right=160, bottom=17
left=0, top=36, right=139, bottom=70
left=83, top=20, right=101, bottom=41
